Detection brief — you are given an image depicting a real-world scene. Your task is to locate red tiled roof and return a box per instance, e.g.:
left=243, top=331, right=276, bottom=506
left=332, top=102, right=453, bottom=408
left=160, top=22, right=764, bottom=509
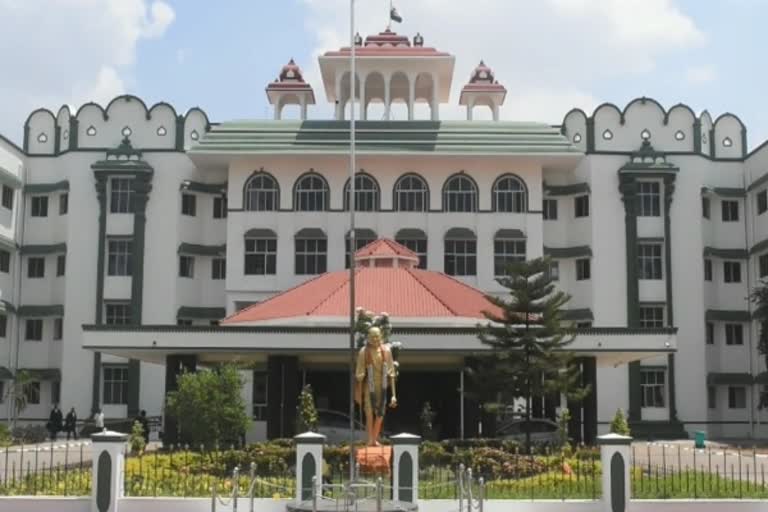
left=223, top=266, right=502, bottom=324
left=355, top=239, right=418, bottom=259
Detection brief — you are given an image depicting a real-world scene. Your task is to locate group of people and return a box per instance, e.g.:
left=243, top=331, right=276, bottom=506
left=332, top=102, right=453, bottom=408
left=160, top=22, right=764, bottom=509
left=46, top=405, right=149, bottom=443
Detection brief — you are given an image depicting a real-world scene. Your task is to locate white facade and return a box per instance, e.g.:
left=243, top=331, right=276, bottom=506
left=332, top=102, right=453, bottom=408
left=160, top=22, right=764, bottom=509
left=1, top=34, right=767, bottom=440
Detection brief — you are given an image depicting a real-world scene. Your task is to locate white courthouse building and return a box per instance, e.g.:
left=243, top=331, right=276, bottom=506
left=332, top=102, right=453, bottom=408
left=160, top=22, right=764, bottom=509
left=0, top=29, right=766, bottom=442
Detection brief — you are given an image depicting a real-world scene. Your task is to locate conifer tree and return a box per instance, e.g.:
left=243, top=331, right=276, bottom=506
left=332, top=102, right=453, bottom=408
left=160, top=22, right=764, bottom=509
left=476, top=257, right=588, bottom=452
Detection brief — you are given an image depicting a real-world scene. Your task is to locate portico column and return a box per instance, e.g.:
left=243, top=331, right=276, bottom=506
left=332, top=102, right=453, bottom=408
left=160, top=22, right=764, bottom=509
left=430, top=74, right=439, bottom=121
left=359, top=73, right=367, bottom=121
left=335, top=72, right=343, bottom=120
left=163, top=354, right=197, bottom=446
left=300, top=96, right=307, bottom=120
left=583, top=356, right=598, bottom=445
left=274, top=99, right=282, bottom=120
left=384, top=75, right=392, bottom=120
left=466, top=99, right=474, bottom=121
left=407, top=75, right=415, bottom=121
left=492, top=103, right=500, bottom=122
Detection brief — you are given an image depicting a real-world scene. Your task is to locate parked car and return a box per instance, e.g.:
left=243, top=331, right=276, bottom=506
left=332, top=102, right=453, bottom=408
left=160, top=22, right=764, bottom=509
left=315, top=409, right=393, bottom=445
left=496, top=418, right=560, bottom=445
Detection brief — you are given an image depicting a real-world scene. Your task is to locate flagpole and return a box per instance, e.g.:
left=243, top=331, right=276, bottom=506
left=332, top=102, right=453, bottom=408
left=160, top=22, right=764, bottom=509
left=348, top=0, right=357, bottom=480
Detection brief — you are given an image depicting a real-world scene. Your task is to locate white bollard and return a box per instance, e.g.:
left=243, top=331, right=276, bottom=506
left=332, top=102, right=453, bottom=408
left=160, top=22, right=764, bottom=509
left=294, top=432, right=325, bottom=503
left=598, top=433, right=632, bottom=512
left=91, top=430, right=128, bottom=512
left=391, top=433, right=421, bottom=504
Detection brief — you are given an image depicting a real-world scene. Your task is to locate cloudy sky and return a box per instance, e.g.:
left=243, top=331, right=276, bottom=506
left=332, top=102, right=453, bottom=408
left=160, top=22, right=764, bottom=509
left=1, top=0, right=767, bottom=147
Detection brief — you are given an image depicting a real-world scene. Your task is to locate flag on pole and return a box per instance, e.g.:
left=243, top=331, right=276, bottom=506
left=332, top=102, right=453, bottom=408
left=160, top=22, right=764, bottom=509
left=390, top=6, right=403, bottom=23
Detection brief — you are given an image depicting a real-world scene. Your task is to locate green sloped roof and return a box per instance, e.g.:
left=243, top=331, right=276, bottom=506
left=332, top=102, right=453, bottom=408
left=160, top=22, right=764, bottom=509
left=189, top=120, right=582, bottom=156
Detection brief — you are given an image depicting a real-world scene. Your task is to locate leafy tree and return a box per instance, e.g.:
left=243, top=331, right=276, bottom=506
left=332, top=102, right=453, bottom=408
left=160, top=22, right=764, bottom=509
left=752, top=279, right=768, bottom=408
left=609, top=408, right=631, bottom=436
left=476, top=257, right=588, bottom=452
left=166, top=365, right=250, bottom=448
left=296, top=384, right=319, bottom=433
left=129, top=421, right=146, bottom=455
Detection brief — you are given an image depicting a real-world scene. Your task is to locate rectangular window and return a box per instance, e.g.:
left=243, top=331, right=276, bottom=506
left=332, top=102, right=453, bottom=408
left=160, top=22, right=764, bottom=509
left=722, top=200, right=739, bottom=222
left=110, top=178, right=134, bottom=214
left=295, top=238, right=327, bottom=275
left=59, top=193, right=68, bottom=215
left=27, top=257, right=45, bottom=278
left=0, top=315, right=7, bottom=338
left=2, top=185, right=13, bottom=210
left=725, top=323, right=744, bottom=345
left=706, top=322, right=714, bottom=345
left=704, top=259, right=713, bottom=281
left=245, top=238, right=277, bottom=275
left=56, top=254, right=65, bottom=276
left=24, top=382, right=40, bottom=405
left=252, top=371, right=268, bottom=421
left=702, top=196, right=710, bottom=219
left=708, top=386, right=716, bottom=409
left=212, top=258, right=226, bottom=280
left=31, top=196, right=48, bottom=217
left=728, top=386, right=747, bottom=409
left=105, top=303, right=131, bottom=325
left=724, top=261, right=742, bottom=283
left=548, top=261, right=560, bottom=281
left=0, top=250, right=9, bottom=273
left=543, top=199, right=558, bottom=220
left=760, top=254, right=768, bottom=278
left=181, top=193, right=197, bottom=216
left=25, top=319, right=43, bottom=341
left=103, top=366, right=128, bottom=405
left=639, top=306, right=664, bottom=328
left=758, top=190, right=768, bottom=215
left=53, top=318, right=63, bottom=340
left=179, top=255, right=195, bottom=278
left=574, top=195, right=590, bottom=218
left=638, top=243, right=663, bottom=280
left=394, top=238, right=427, bottom=269
left=576, top=258, right=591, bottom=281
left=213, top=196, right=228, bottom=219
left=638, top=182, right=661, bottom=217
left=177, top=319, right=193, bottom=326
left=107, top=239, right=133, bottom=276
left=493, top=239, right=526, bottom=276
left=640, top=369, right=666, bottom=408
left=444, top=239, right=477, bottom=276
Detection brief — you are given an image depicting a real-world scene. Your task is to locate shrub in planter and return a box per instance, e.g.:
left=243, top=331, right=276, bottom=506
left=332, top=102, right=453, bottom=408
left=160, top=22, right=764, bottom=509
left=420, top=441, right=450, bottom=467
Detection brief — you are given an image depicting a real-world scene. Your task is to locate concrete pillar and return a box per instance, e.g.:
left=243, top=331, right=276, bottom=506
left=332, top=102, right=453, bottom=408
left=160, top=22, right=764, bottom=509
left=407, top=75, right=415, bottom=121
left=300, top=96, right=307, bottom=120
left=466, top=103, right=473, bottom=121
left=430, top=74, right=439, bottom=121
left=598, top=433, right=632, bottom=512
left=359, top=73, right=367, bottom=121
left=335, top=72, right=343, bottom=120
left=274, top=99, right=281, bottom=120
left=492, top=103, right=500, bottom=121
left=384, top=76, right=392, bottom=120
left=392, top=433, right=421, bottom=503
left=91, top=430, right=128, bottom=512
left=294, top=432, right=325, bottom=502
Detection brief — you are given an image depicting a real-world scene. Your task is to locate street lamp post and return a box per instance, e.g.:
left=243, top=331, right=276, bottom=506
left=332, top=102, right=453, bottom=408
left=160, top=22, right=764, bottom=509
left=347, top=0, right=358, bottom=480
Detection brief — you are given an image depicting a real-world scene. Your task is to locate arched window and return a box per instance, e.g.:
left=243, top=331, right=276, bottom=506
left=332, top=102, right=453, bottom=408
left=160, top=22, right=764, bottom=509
left=295, top=228, right=327, bottom=275
left=344, top=174, right=380, bottom=212
left=493, top=229, right=526, bottom=276
left=493, top=175, right=527, bottom=213
left=244, top=172, right=279, bottom=211
left=393, top=174, right=429, bottom=212
left=294, top=173, right=329, bottom=212
left=244, top=228, right=277, bottom=275
left=444, top=227, right=476, bottom=276
left=443, top=175, right=477, bottom=212
left=395, top=228, right=427, bottom=269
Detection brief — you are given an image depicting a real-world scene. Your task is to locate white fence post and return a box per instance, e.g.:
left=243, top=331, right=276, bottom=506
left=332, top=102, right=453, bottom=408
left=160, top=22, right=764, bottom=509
left=91, top=430, right=128, bottom=512
left=598, top=433, right=632, bottom=512
left=294, top=432, right=325, bottom=503
left=391, top=433, right=421, bottom=504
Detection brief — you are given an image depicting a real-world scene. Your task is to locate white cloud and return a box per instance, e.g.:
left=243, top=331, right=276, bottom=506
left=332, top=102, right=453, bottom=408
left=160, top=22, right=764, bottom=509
left=0, top=0, right=174, bottom=142
left=300, top=0, right=705, bottom=121
left=685, top=66, right=716, bottom=84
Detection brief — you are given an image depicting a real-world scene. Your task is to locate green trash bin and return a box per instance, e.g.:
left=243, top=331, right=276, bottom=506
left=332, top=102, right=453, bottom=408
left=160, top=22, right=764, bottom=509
left=695, top=431, right=706, bottom=449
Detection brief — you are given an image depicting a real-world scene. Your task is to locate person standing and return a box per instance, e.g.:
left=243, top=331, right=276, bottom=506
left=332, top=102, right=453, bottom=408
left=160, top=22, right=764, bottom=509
left=94, top=408, right=105, bottom=432
left=137, top=410, right=149, bottom=444
left=48, top=404, right=63, bottom=441
left=64, top=407, right=78, bottom=440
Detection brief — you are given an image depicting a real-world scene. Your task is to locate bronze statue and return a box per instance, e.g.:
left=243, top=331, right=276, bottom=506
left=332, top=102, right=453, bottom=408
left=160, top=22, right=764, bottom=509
left=355, top=326, right=397, bottom=446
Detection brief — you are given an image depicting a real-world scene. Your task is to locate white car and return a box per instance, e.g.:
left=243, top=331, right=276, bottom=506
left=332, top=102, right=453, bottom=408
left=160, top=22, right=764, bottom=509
left=497, top=418, right=560, bottom=445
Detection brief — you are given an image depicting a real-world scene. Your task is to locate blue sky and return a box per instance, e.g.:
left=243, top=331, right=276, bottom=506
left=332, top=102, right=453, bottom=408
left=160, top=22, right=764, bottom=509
left=3, top=0, right=768, bottom=148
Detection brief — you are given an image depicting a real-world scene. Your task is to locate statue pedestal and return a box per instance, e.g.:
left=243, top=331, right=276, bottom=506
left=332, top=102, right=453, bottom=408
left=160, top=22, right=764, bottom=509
left=355, top=446, right=392, bottom=476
